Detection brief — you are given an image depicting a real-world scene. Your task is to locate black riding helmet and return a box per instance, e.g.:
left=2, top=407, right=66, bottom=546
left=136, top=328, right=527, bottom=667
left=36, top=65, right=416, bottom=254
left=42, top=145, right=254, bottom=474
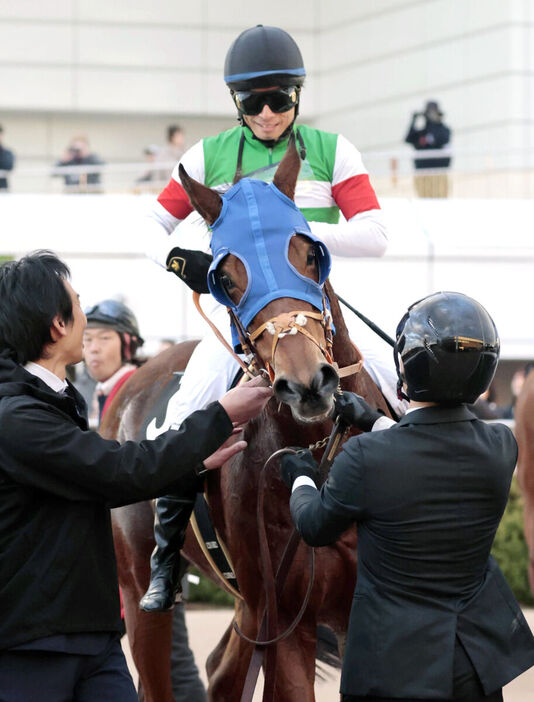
left=85, top=299, right=144, bottom=361
left=394, top=292, right=500, bottom=404
left=224, top=25, right=306, bottom=91
left=225, top=25, right=306, bottom=132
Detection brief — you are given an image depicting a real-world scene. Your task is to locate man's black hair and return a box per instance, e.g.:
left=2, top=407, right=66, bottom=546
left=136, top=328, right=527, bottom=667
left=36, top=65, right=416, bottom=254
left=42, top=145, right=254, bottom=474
left=0, top=251, right=73, bottom=364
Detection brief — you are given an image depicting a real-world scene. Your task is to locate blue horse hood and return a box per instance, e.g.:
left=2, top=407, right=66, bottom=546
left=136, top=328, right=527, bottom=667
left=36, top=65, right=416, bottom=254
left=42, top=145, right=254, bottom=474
left=207, top=179, right=331, bottom=350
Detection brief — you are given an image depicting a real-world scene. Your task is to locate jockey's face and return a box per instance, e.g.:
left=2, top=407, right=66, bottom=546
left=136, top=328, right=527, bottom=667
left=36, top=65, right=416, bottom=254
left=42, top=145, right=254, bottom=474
left=83, top=327, right=123, bottom=382
left=242, top=86, right=296, bottom=141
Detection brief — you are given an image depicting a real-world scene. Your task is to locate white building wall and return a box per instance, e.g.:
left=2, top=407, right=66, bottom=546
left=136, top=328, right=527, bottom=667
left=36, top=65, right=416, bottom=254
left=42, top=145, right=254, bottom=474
left=315, top=0, right=532, bottom=172
left=0, top=1, right=533, bottom=181
left=0, top=1, right=317, bottom=177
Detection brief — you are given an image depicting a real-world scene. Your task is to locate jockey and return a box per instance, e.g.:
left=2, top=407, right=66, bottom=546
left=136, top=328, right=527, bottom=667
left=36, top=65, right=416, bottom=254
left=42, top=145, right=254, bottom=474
left=140, top=25, right=398, bottom=612
left=83, top=299, right=143, bottom=422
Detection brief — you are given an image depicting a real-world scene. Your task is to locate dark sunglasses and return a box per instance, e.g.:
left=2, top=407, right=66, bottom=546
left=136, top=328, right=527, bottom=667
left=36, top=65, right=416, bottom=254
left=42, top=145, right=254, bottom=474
left=233, top=87, right=299, bottom=116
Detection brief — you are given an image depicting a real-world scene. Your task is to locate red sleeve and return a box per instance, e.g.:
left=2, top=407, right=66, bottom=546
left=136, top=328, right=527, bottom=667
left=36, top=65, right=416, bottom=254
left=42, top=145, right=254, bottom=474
left=332, top=174, right=380, bottom=220
left=157, top=178, right=194, bottom=220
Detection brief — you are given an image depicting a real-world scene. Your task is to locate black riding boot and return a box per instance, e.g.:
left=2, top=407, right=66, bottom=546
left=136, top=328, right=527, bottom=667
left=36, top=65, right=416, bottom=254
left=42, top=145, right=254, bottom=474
left=139, top=494, right=195, bottom=612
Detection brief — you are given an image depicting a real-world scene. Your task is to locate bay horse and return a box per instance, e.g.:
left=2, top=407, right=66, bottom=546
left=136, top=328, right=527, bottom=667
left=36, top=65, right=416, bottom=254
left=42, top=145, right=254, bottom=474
left=514, top=367, right=534, bottom=594
left=101, top=138, right=390, bottom=701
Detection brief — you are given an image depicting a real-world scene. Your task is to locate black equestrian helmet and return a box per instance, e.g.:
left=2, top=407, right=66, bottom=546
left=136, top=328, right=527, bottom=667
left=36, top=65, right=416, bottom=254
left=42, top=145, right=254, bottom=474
left=394, top=291, right=500, bottom=404
left=224, top=25, right=306, bottom=91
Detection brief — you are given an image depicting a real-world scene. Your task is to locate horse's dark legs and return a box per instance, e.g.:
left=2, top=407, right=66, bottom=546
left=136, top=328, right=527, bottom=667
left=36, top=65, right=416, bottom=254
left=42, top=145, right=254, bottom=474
left=206, top=604, right=317, bottom=702
left=206, top=619, right=233, bottom=679
left=207, top=601, right=256, bottom=701
left=270, top=622, right=317, bottom=702
left=112, top=503, right=175, bottom=702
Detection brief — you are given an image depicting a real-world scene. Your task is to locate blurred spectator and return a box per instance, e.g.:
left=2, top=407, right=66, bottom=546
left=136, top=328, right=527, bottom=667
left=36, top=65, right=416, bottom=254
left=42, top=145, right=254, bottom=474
left=70, top=362, right=97, bottom=417
left=405, top=100, right=451, bottom=198
left=502, top=367, right=529, bottom=419
left=82, top=299, right=143, bottom=425
left=154, top=124, right=185, bottom=182
left=82, top=300, right=206, bottom=700
left=136, top=144, right=161, bottom=185
left=54, top=136, right=104, bottom=192
left=0, top=124, right=15, bottom=191
left=157, top=338, right=175, bottom=354
left=470, top=385, right=507, bottom=420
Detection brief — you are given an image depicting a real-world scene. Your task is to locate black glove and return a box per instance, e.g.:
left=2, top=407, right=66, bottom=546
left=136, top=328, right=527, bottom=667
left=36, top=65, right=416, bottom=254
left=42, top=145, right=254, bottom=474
left=166, top=246, right=213, bottom=294
left=332, top=392, right=383, bottom=432
left=280, top=449, right=319, bottom=490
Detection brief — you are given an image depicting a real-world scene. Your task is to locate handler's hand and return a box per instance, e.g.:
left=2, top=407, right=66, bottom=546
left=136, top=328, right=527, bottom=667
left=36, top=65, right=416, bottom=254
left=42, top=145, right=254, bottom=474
left=280, top=449, right=319, bottom=490
left=332, top=391, right=383, bottom=432
left=202, top=436, right=248, bottom=471
left=219, top=375, right=272, bottom=426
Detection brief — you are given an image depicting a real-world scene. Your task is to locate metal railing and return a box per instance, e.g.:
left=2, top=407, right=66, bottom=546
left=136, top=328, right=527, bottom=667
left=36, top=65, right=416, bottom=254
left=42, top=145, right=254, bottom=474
left=2, top=147, right=534, bottom=198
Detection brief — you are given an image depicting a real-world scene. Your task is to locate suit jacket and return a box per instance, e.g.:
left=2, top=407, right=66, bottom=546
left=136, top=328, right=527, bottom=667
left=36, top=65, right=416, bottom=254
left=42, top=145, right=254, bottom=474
left=290, top=405, right=534, bottom=698
left=0, top=354, right=232, bottom=650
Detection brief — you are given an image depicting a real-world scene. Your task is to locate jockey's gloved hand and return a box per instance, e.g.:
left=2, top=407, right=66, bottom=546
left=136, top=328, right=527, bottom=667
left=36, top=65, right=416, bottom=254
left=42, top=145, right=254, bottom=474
left=280, top=449, right=319, bottom=490
left=332, top=391, right=383, bottom=432
left=166, top=246, right=212, bottom=294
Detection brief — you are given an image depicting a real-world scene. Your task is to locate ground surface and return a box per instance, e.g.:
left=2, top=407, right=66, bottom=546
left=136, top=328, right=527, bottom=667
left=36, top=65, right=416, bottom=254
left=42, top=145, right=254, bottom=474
left=123, top=606, right=534, bottom=701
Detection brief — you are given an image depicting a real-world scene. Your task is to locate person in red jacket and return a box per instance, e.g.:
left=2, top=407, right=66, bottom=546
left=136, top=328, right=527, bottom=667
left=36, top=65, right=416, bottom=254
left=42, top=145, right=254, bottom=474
left=82, top=299, right=143, bottom=423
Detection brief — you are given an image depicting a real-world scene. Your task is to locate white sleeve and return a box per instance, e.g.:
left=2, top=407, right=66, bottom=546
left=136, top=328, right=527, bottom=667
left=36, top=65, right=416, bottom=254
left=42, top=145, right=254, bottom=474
left=144, top=140, right=209, bottom=267
left=308, top=209, right=388, bottom=258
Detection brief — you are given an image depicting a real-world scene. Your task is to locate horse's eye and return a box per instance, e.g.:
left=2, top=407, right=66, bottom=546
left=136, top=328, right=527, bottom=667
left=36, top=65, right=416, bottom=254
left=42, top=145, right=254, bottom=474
left=306, top=249, right=316, bottom=266
left=219, top=273, right=235, bottom=293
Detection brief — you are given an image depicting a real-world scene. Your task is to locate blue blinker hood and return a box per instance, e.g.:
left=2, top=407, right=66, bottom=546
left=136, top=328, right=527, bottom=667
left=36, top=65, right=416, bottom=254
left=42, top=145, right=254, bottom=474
left=207, top=178, right=331, bottom=351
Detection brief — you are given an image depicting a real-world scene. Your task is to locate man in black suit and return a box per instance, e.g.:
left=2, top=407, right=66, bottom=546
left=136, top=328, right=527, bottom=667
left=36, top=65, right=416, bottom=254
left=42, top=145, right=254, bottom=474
left=0, top=251, right=272, bottom=701
left=282, top=291, right=534, bottom=702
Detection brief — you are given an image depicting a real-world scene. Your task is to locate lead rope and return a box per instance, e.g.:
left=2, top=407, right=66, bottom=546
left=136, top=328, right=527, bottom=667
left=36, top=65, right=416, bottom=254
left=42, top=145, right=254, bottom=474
left=237, top=414, right=350, bottom=702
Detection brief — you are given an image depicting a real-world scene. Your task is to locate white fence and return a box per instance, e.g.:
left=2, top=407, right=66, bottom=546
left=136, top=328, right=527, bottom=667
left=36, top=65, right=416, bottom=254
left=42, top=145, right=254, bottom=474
left=1, top=193, right=533, bottom=361
left=3, top=146, right=534, bottom=199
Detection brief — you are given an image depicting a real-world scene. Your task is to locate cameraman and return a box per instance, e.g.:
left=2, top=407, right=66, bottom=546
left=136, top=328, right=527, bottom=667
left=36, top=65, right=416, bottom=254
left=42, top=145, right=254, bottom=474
left=405, top=100, right=451, bottom=197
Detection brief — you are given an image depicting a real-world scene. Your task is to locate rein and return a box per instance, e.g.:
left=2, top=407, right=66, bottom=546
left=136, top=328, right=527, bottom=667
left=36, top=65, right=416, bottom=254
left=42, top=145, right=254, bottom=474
left=237, top=416, right=350, bottom=702
left=192, top=289, right=360, bottom=702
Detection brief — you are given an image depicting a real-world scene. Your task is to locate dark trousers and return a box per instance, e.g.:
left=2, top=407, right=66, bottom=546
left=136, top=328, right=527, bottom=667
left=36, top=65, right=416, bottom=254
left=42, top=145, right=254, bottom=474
left=0, top=635, right=137, bottom=702
left=342, top=638, right=503, bottom=702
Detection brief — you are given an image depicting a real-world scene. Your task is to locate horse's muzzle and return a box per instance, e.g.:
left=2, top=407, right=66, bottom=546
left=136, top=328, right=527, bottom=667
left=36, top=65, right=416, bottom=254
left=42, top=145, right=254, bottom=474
left=273, top=362, right=339, bottom=422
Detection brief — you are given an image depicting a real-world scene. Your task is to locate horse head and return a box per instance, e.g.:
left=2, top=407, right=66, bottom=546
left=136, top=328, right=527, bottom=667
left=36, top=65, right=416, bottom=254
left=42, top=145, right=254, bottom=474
left=179, top=137, right=339, bottom=423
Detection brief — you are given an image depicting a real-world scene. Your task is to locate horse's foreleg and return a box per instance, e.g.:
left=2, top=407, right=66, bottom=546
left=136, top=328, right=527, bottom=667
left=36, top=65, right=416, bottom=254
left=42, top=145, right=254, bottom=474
left=123, top=591, right=174, bottom=702
left=113, top=503, right=175, bottom=702
left=207, top=600, right=256, bottom=702
left=206, top=619, right=233, bottom=679
left=269, top=622, right=317, bottom=702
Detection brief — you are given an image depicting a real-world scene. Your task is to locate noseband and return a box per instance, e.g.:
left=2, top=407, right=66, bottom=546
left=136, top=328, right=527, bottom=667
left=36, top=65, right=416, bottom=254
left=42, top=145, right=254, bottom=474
left=229, top=292, right=334, bottom=383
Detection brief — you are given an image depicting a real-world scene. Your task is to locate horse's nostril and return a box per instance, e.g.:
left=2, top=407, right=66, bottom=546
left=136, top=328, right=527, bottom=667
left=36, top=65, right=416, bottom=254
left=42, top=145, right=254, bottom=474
left=313, top=364, right=339, bottom=396
left=273, top=377, right=300, bottom=402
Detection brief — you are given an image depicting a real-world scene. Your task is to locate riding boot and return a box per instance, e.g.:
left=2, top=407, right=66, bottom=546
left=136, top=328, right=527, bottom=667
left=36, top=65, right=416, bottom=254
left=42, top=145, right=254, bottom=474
left=139, top=494, right=195, bottom=612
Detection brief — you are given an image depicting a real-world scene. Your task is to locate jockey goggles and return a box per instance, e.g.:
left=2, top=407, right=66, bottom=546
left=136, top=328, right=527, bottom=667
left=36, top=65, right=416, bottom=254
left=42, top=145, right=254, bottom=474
left=232, top=86, right=299, bottom=115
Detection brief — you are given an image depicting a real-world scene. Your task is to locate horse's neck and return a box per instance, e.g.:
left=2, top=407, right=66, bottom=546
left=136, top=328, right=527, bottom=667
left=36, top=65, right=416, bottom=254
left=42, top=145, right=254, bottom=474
left=326, top=279, right=360, bottom=370
left=326, top=279, right=390, bottom=414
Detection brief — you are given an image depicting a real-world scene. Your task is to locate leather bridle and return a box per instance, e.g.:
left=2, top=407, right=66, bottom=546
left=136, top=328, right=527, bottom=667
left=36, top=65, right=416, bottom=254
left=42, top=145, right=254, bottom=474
left=232, top=291, right=334, bottom=383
